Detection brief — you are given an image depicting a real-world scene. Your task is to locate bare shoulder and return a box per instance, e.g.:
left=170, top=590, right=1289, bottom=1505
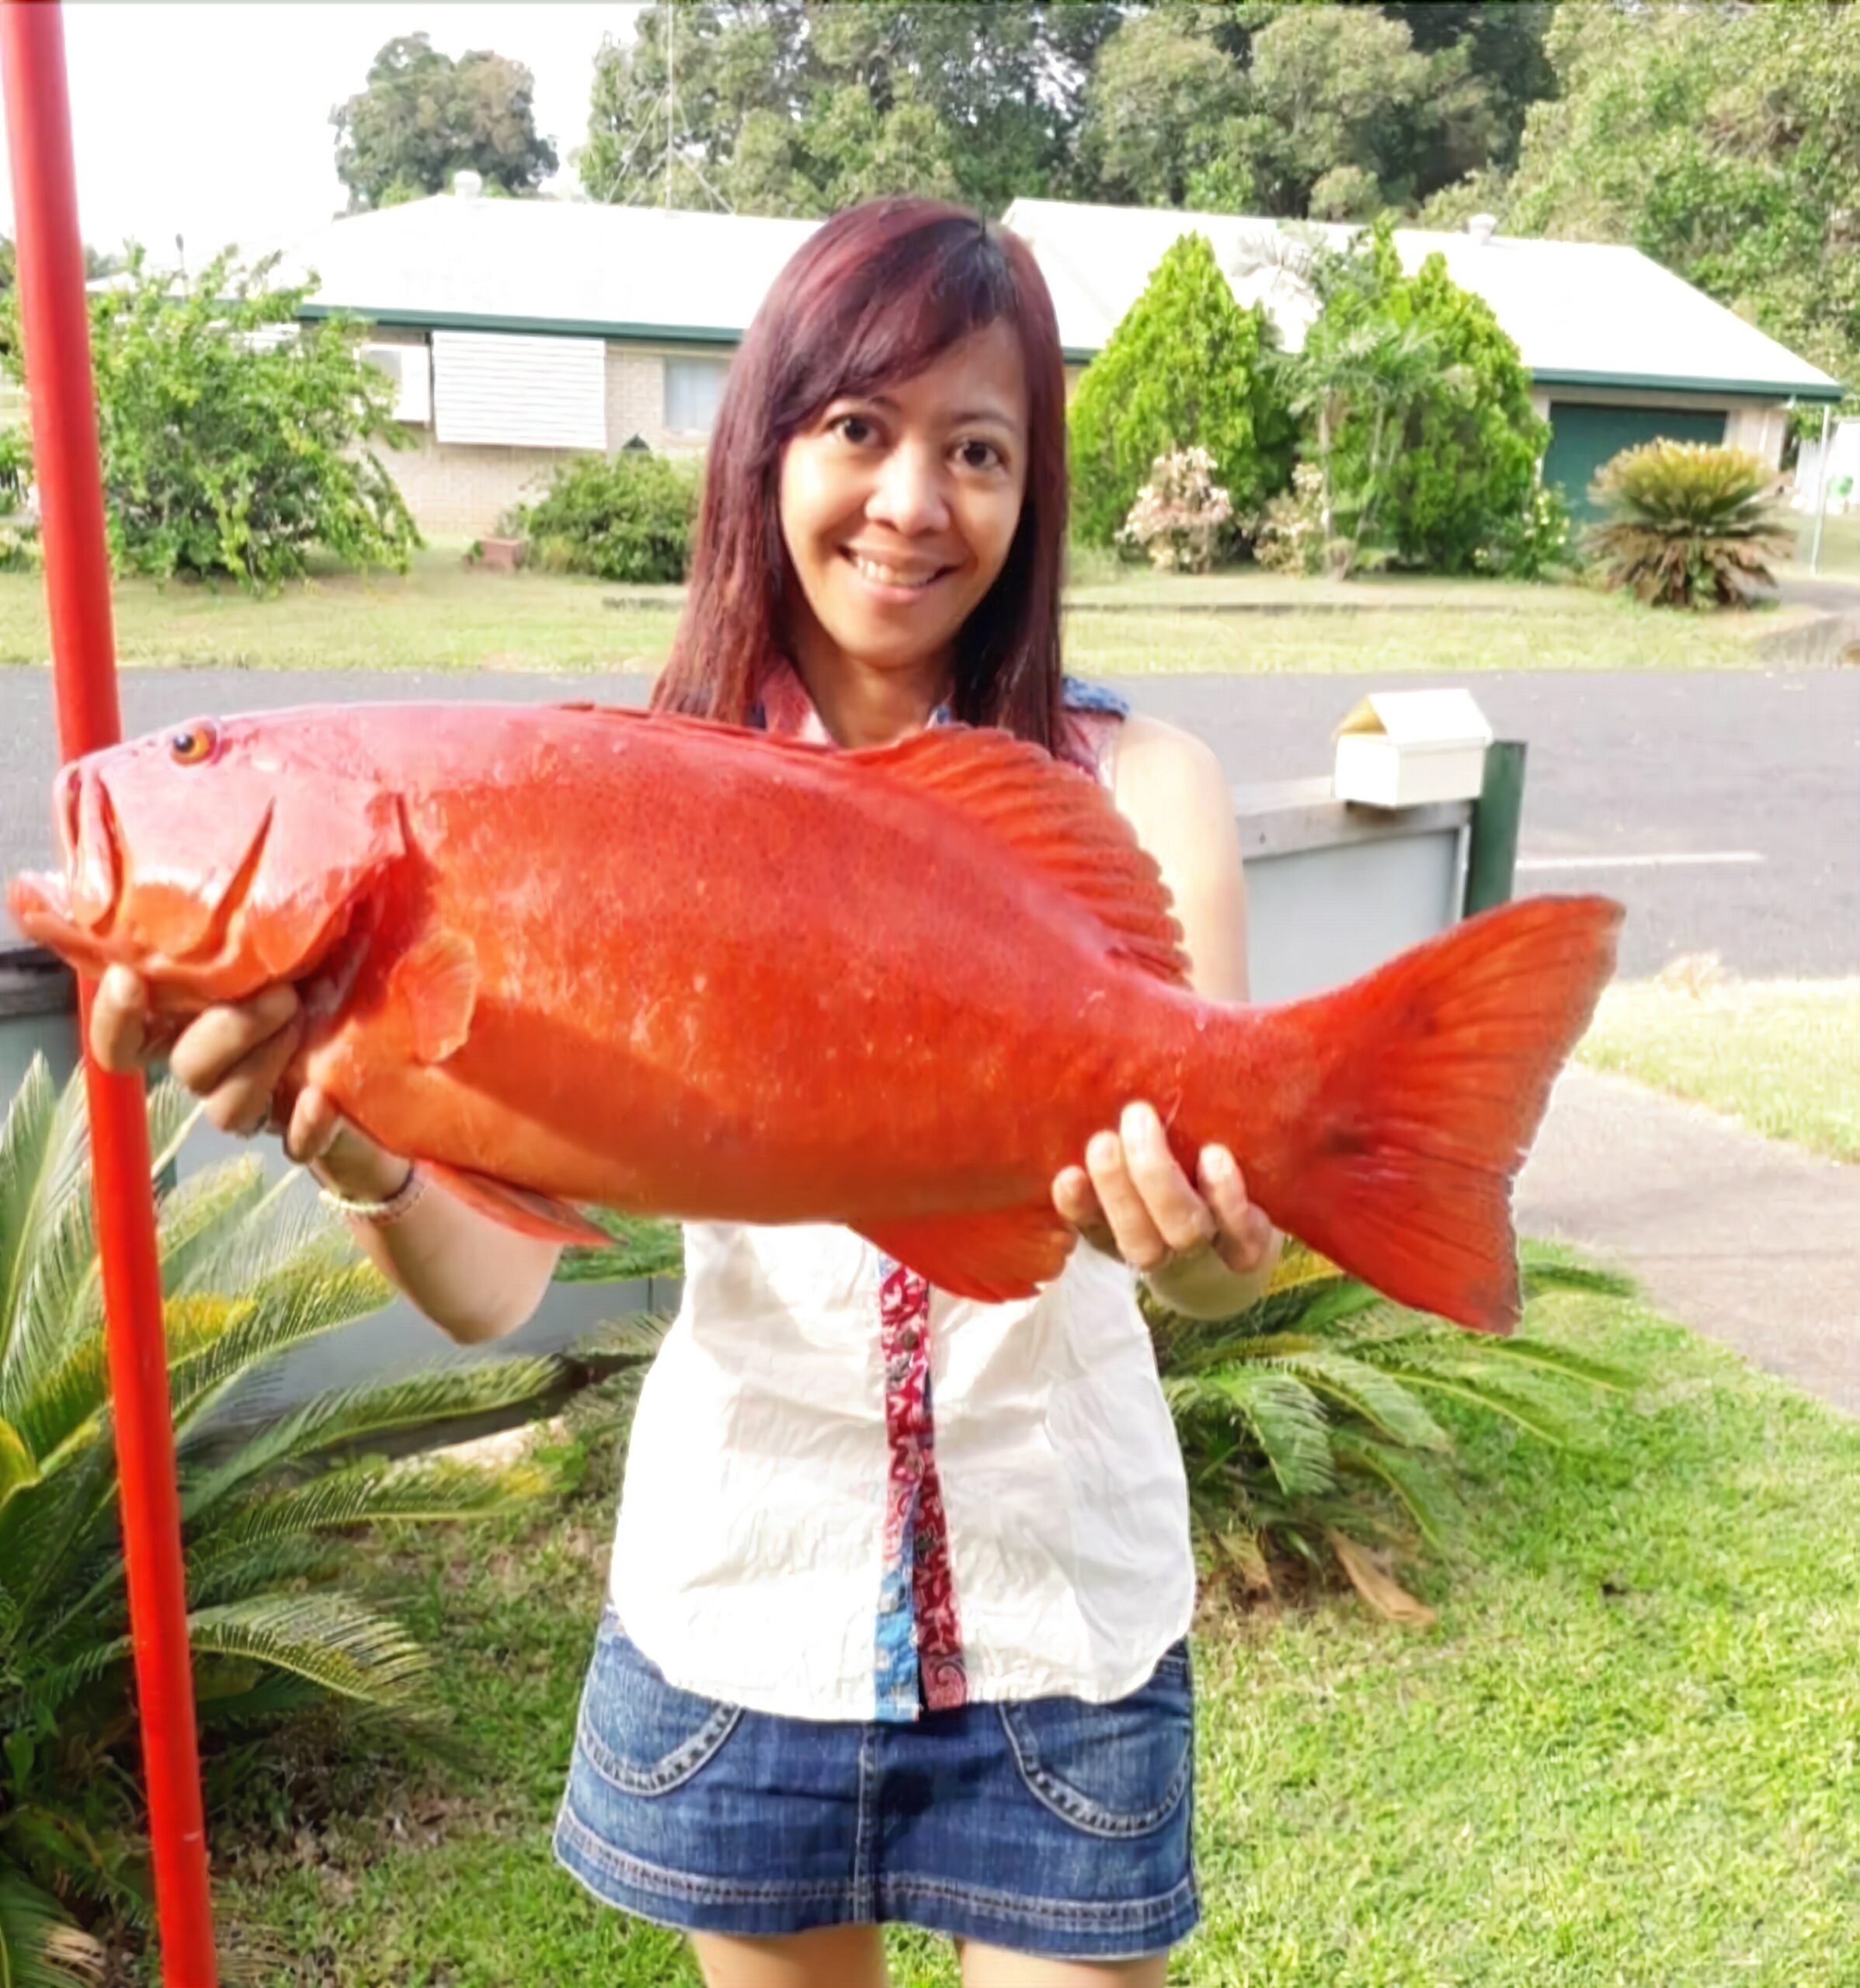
left=1109, top=714, right=1250, bottom=1001
left=1110, top=713, right=1232, bottom=843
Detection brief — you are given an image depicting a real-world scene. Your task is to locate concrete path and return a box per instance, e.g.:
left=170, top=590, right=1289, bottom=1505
left=1516, top=1066, right=1859, bottom=1415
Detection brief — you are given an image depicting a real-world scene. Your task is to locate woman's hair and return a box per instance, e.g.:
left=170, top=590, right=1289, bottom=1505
left=650, top=197, right=1070, bottom=752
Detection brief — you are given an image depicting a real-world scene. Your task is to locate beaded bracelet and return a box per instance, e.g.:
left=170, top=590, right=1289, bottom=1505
left=318, top=1165, right=426, bottom=1228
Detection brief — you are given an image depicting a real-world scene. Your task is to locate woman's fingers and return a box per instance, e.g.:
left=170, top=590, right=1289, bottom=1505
left=200, top=1010, right=304, bottom=1138
left=1198, top=1145, right=1275, bottom=1276
left=90, top=965, right=155, bottom=1072
left=165, top=985, right=301, bottom=1097
left=282, top=1085, right=344, bottom=1168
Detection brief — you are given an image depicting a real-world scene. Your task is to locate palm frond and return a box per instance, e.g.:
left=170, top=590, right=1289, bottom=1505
left=154, top=1153, right=269, bottom=1298
left=166, top=1253, right=391, bottom=1437
left=50, top=1594, right=429, bottom=1712
left=1166, top=1364, right=1335, bottom=1498
left=182, top=1594, right=430, bottom=1706
left=196, top=1455, right=551, bottom=1559
left=0, top=1060, right=89, bottom=1368
left=1250, top=1340, right=1451, bottom=1452
left=0, top=1864, right=106, bottom=1987
left=179, top=1354, right=566, bottom=1515
left=552, top=1209, right=683, bottom=1284
left=0, top=1194, right=97, bottom=1427
left=1327, top=1424, right=1458, bottom=1550
left=183, top=1534, right=348, bottom=1611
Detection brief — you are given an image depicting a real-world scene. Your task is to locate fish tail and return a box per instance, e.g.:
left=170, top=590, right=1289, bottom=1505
left=1236, top=894, right=1623, bottom=1335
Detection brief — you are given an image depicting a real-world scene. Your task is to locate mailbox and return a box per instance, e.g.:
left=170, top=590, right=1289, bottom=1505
left=1333, top=689, right=1494, bottom=809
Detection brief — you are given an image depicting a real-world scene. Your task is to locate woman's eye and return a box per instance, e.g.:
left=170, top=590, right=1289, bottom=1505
left=832, top=415, right=878, bottom=447
left=956, top=439, right=1004, bottom=472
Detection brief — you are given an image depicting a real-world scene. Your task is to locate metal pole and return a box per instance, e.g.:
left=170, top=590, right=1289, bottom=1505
left=0, top=7, right=220, bottom=1983
left=1809, top=404, right=1831, bottom=578
left=1464, top=739, right=1528, bottom=916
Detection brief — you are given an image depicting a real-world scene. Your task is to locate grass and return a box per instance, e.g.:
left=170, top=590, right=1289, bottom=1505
left=0, top=544, right=1821, bottom=677
left=1575, top=974, right=1860, bottom=1163
left=1786, top=507, right=1860, bottom=585
left=205, top=1283, right=1860, bottom=1988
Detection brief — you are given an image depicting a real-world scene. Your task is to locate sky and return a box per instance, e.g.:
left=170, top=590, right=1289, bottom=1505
left=0, top=3, right=643, bottom=262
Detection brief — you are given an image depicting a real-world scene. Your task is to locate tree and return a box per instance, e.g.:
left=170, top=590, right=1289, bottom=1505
left=1295, top=221, right=1548, bottom=574
left=579, top=2, right=1118, bottom=217
left=1068, top=231, right=1295, bottom=549
left=1076, top=9, right=1246, bottom=210
left=1500, top=3, right=1859, bottom=405
left=0, top=245, right=421, bottom=590
left=332, top=33, right=558, bottom=210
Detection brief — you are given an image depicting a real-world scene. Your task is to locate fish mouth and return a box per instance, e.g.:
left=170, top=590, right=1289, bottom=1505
left=57, top=763, right=123, bottom=933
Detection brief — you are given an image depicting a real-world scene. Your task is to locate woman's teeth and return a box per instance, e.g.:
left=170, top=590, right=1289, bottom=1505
left=848, top=553, right=940, bottom=589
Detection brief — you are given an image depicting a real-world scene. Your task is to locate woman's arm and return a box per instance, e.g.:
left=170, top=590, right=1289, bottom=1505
left=92, top=968, right=561, bottom=1344
left=1052, top=714, right=1284, bottom=1320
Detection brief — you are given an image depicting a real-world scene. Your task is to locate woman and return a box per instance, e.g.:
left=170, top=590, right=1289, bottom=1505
left=92, top=200, right=1279, bottom=1986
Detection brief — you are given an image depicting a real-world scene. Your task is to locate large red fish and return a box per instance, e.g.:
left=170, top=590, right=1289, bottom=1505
left=9, top=703, right=1621, bottom=1333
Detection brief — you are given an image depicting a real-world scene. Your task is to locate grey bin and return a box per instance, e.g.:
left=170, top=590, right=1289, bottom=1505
left=0, top=742, right=1521, bottom=1427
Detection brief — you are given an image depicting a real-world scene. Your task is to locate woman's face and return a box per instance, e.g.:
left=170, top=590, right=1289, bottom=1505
left=777, top=320, right=1030, bottom=684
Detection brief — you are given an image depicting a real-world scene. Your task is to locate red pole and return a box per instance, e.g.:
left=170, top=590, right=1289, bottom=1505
left=1, top=5, right=219, bottom=1982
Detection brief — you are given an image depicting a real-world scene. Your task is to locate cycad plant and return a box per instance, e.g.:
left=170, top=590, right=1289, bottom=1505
left=1585, top=440, right=1793, bottom=608
left=0, top=1057, right=568, bottom=1983
left=1146, top=1236, right=1640, bottom=1619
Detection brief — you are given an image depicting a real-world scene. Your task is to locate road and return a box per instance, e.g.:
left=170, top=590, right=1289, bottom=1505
left=4, top=666, right=1855, bottom=980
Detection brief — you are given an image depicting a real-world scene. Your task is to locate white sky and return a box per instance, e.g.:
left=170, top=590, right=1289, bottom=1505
left=0, top=4, right=643, bottom=262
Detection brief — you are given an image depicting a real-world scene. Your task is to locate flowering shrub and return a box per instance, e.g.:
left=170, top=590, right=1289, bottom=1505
left=1117, top=447, right=1234, bottom=573
left=1254, top=462, right=1329, bottom=575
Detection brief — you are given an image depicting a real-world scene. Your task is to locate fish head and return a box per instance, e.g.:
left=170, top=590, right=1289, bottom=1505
left=7, top=712, right=407, bottom=1011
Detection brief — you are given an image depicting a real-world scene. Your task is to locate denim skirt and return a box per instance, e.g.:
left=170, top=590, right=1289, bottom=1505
left=551, top=1608, right=1200, bottom=1959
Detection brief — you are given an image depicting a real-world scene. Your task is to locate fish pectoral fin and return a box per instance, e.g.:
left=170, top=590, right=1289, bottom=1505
left=854, top=1204, right=1076, bottom=1305
left=421, top=1161, right=612, bottom=1247
left=390, top=928, right=479, bottom=1063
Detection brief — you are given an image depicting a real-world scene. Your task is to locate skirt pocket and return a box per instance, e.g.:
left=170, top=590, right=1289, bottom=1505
left=575, top=1613, right=743, bottom=1799
left=995, top=1641, right=1193, bottom=1840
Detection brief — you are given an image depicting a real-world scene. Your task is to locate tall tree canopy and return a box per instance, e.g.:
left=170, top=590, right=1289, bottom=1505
left=580, top=2, right=1119, bottom=217
left=1500, top=2, right=1858, bottom=399
left=582, top=4, right=1552, bottom=221
left=333, top=33, right=559, bottom=210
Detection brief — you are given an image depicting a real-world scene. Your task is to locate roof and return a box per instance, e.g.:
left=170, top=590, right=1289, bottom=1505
left=267, top=192, right=821, bottom=346
left=1002, top=198, right=1845, bottom=403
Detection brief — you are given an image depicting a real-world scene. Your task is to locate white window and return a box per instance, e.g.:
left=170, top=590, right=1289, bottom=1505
left=664, top=356, right=730, bottom=436
left=432, top=331, right=606, bottom=449
left=360, top=341, right=431, bottom=424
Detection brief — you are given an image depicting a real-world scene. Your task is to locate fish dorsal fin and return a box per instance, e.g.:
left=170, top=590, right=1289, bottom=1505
left=849, top=725, right=1190, bottom=985
left=555, top=704, right=1189, bottom=983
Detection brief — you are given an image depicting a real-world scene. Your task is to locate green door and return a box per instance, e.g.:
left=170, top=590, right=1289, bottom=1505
left=1543, top=402, right=1729, bottom=520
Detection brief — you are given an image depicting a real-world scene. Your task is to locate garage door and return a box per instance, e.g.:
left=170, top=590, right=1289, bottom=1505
left=1543, top=403, right=1729, bottom=521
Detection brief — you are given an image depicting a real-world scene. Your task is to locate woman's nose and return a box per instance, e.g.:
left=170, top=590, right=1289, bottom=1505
left=866, top=443, right=950, bottom=537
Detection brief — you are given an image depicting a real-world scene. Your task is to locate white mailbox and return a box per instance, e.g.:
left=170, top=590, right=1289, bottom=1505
left=1332, top=690, right=1494, bottom=808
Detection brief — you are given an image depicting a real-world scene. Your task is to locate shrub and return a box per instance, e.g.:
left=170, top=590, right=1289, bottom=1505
left=1298, top=221, right=1549, bottom=575
left=1253, top=461, right=1330, bottom=576
left=1117, top=447, right=1233, bottom=572
left=1069, top=232, right=1295, bottom=551
left=0, top=1059, right=565, bottom=1975
left=1147, top=1236, right=1640, bottom=1612
left=1585, top=440, right=1793, bottom=608
left=0, top=246, right=422, bottom=593
left=1481, top=479, right=1574, bottom=580
left=511, top=450, right=701, bottom=584
left=0, top=422, right=39, bottom=572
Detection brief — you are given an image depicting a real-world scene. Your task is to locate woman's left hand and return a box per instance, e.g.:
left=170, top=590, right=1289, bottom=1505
left=1051, top=1099, right=1275, bottom=1280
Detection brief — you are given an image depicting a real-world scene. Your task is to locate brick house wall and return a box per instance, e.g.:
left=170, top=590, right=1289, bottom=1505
left=361, top=332, right=727, bottom=538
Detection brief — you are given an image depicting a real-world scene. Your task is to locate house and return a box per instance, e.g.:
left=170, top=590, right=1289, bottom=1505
left=268, top=177, right=818, bottom=536
left=1001, top=198, right=1846, bottom=518
left=271, top=181, right=1844, bottom=537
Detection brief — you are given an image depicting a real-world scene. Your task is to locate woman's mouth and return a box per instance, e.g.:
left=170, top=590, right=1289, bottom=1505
left=841, top=547, right=952, bottom=596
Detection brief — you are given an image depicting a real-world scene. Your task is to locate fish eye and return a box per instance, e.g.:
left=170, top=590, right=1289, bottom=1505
left=167, top=722, right=219, bottom=766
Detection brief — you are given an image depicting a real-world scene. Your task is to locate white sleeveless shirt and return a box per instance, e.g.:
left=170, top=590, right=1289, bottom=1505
left=605, top=674, right=1196, bottom=1722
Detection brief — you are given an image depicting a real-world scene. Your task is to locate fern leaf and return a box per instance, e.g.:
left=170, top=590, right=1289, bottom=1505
left=183, top=1594, right=429, bottom=1705
left=1260, top=1344, right=1451, bottom=1453
left=198, top=1455, right=550, bottom=1557
left=1175, top=1365, right=1336, bottom=1498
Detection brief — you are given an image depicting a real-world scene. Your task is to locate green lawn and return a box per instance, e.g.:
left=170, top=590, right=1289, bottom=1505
left=207, top=1284, right=1860, bottom=1988
left=0, top=544, right=1817, bottom=676
left=1576, top=977, right=1860, bottom=1163
left=1787, top=507, right=1860, bottom=585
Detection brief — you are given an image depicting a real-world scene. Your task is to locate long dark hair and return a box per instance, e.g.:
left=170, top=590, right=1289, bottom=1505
left=650, top=198, right=1070, bottom=753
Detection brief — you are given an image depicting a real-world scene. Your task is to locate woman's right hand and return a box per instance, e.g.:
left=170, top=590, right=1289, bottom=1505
left=89, top=964, right=405, bottom=1199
